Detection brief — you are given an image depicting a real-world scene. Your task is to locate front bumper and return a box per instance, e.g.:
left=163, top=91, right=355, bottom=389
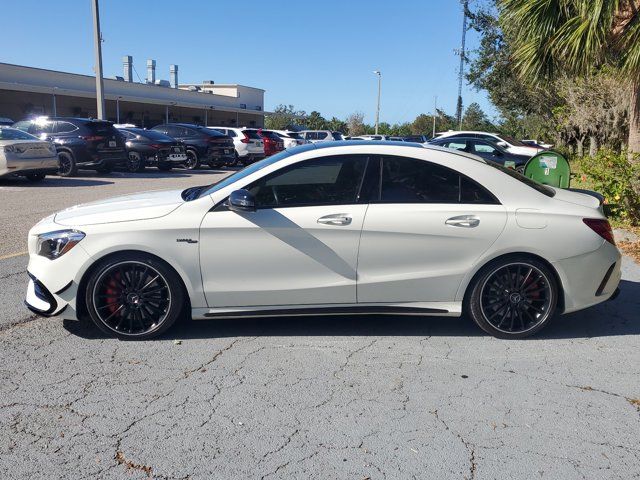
left=3, top=155, right=58, bottom=176
left=24, top=236, right=92, bottom=320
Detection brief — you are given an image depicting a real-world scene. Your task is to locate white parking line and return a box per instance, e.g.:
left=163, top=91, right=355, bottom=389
left=0, top=251, right=27, bottom=260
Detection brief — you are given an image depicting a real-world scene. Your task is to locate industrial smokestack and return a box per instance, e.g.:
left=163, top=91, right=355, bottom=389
left=170, top=64, right=178, bottom=89
left=146, top=59, right=156, bottom=84
left=123, top=55, right=133, bottom=82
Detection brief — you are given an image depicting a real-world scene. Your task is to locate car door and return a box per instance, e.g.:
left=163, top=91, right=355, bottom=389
left=199, top=154, right=372, bottom=307
left=357, top=155, right=507, bottom=304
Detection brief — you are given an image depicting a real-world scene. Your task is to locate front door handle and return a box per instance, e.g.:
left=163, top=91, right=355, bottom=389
left=445, top=215, right=480, bottom=228
left=318, top=214, right=352, bottom=226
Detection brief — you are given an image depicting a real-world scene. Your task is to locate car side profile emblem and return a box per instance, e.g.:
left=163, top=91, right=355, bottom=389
left=176, top=238, right=198, bottom=244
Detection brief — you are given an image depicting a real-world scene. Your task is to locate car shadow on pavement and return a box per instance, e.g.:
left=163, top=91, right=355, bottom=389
left=0, top=177, right=114, bottom=187
left=63, top=280, right=640, bottom=341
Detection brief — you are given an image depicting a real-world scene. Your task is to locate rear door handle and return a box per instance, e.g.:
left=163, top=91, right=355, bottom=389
left=445, top=215, right=480, bottom=228
left=318, top=214, right=352, bottom=226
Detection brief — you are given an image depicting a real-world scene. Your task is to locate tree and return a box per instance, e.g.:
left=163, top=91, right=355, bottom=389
left=461, top=102, right=495, bottom=131
left=303, top=111, right=327, bottom=130
left=327, top=116, right=348, bottom=134
left=500, top=0, right=640, bottom=157
left=411, top=114, right=433, bottom=136
left=346, top=112, right=367, bottom=136
left=265, top=104, right=306, bottom=130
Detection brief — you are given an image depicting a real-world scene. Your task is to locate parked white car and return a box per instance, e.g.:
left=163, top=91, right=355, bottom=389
left=359, top=134, right=392, bottom=141
left=434, top=131, right=544, bottom=156
left=0, top=126, right=58, bottom=181
left=209, top=127, right=264, bottom=165
left=299, top=130, right=344, bottom=143
left=25, top=142, right=620, bottom=340
left=271, top=130, right=307, bottom=149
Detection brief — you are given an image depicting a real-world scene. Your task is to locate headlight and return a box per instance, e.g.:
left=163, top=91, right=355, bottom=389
left=37, top=230, right=85, bottom=260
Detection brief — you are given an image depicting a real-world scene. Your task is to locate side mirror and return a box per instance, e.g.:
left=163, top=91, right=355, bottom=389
left=228, top=189, right=255, bottom=212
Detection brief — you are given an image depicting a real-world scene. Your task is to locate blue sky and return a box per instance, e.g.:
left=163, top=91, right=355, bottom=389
left=0, top=0, right=495, bottom=125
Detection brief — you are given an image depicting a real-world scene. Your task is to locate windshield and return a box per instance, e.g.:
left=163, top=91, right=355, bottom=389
left=497, top=134, right=526, bottom=147
left=487, top=162, right=555, bottom=197
left=195, top=148, right=298, bottom=199
left=0, top=127, right=38, bottom=140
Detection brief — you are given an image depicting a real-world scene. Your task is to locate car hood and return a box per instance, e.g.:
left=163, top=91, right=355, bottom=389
left=54, top=189, right=185, bottom=226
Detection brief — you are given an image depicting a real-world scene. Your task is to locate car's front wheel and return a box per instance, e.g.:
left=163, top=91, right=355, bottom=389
left=466, top=256, right=558, bottom=339
left=58, top=151, right=77, bottom=177
left=84, top=253, right=186, bottom=340
left=126, top=151, right=145, bottom=173
left=184, top=150, right=200, bottom=170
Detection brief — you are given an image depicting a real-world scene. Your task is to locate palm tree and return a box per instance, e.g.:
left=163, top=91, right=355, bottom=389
left=500, top=0, right=640, bottom=157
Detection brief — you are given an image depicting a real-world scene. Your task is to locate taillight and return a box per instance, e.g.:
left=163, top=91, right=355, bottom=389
left=583, top=218, right=615, bottom=245
left=240, top=132, right=250, bottom=144
left=81, top=135, right=105, bottom=142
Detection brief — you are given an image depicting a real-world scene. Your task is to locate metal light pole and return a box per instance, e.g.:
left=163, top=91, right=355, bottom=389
left=373, top=70, right=381, bottom=134
left=92, top=0, right=105, bottom=120
left=432, top=95, right=437, bottom=138
left=116, top=96, right=122, bottom=123
left=52, top=87, right=58, bottom=116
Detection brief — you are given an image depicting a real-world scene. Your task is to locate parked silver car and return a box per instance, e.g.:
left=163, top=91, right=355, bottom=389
left=0, top=127, right=58, bottom=181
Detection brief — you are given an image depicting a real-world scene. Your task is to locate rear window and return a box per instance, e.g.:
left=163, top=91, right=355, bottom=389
left=260, top=130, right=281, bottom=140
left=203, top=128, right=225, bottom=137
left=84, top=121, right=116, bottom=135
left=497, top=134, right=525, bottom=147
left=488, top=162, right=555, bottom=197
left=0, top=127, right=37, bottom=140
left=141, top=129, right=173, bottom=141
left=243, top=130, right=261, bottom=140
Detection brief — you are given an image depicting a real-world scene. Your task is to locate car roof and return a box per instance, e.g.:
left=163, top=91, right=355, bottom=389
left=295, top=140, right=487, bottom=164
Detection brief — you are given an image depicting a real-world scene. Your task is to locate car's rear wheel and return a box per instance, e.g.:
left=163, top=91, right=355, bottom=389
left=467, top=256, right=558, bottom=339
left=58, top=151, right=77, bottom=177
left=85, top=253, right=186, bottom=340
left=126, top=151, right=145, bottom=173
left=184, top=150, right=200, bottom=170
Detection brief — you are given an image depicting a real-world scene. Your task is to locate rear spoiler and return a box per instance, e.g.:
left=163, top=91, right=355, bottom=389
left=567, top=188, right=605, bottom=206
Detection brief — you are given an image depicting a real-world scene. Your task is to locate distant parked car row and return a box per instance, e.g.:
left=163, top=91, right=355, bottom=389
left=1, top=116, right=318, bottom=180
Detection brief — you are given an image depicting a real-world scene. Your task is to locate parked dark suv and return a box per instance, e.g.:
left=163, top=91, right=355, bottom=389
left=116, top=127, right=187, bottom=172
left=150, top=123, right=234, bottom=169
left=12, top=117, right=127, bottom=176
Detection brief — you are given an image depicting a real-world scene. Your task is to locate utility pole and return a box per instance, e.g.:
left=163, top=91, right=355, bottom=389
left=92, top=0, right=106, bottom=120
left=432, top=95, right=437, bottom=138
left=373, top=70, right=381, bottom=134
left=455, top=0, right=468, bottom=129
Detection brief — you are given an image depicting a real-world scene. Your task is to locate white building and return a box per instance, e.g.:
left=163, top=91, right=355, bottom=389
left=0, top=58, right=266, bottom=128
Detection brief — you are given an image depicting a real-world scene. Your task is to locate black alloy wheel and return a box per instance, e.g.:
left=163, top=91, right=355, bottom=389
left=126, top=151, right=145, bottom=173
left=467, top=257, right=557, bottom=338
left=85, top=254, right=185, bottom=339
left=184, top=150, right=200, bottom=170
left=58, top=151, right=77, bottom=177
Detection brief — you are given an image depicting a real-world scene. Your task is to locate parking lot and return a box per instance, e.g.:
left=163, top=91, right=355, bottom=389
left=1, top=170, right=639, bottom=479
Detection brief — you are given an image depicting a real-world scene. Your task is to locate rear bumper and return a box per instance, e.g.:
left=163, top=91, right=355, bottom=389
left=2, top=155, right=58, bottom=176
left=554, top=241, right=622, bottom=314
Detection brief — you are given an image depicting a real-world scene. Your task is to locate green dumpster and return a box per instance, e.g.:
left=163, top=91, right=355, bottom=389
left=523, top=151, right=571, bottom=189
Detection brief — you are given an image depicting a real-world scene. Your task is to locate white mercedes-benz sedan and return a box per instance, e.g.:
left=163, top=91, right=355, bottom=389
left=25, top=142, right=621, bottom=339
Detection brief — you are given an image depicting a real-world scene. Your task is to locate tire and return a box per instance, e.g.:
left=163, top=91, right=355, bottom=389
left=157, top=162, right=172, bottom=171
left=466, top=255, right=558, bottom=339
left=25, top=173, right=46, bottom=182
left=126, top=151, right=145, bottom=173
left=228, top=152, right=239, bottom=167
left=84, top=252, right=187, bottom=340
left=58, top=151, right=77, bottom=177
left=184, top=149, right=200, bottom=170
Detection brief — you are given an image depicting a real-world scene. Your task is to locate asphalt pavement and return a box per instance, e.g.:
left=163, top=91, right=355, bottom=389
left=0, top=170, right=639, bottom=479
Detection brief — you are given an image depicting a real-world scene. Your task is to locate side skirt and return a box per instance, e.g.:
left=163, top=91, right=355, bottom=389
left=192, top=302, right=461, bottom=320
